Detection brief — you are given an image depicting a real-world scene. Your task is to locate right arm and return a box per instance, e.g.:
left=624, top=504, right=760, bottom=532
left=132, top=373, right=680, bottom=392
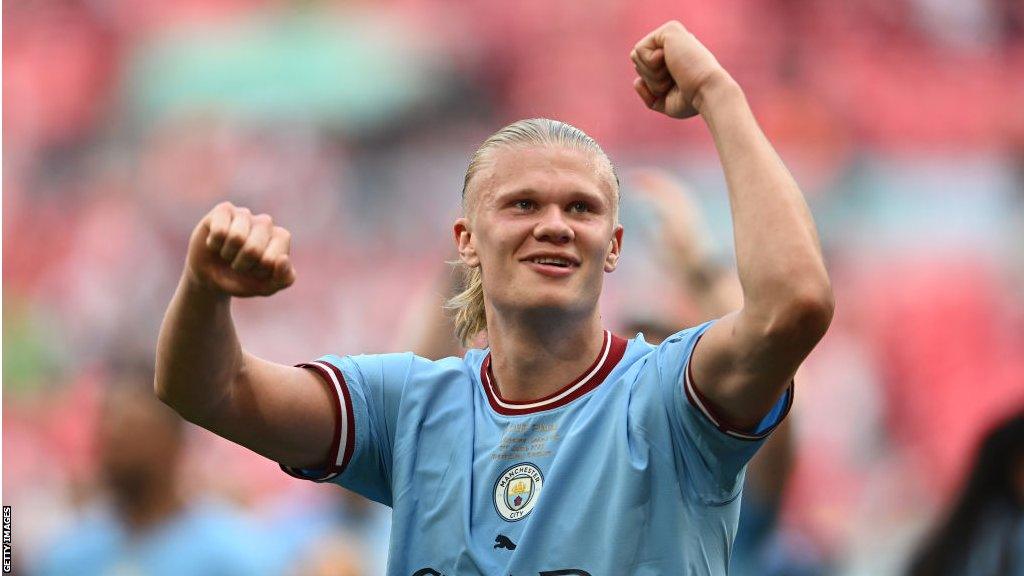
left=633, top=169, right=795, bottom=500
left=155, top=202, right=336, bottom=470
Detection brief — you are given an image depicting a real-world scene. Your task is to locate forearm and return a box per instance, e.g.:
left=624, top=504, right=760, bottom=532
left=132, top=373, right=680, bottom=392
left=697, top=76, right=832, bottom=327
left=155, top=273, right=243, bottom=423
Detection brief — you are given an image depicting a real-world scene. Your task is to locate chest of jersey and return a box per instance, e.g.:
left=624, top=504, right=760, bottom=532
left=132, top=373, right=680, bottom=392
left=387, top=362, right=699, bottom=575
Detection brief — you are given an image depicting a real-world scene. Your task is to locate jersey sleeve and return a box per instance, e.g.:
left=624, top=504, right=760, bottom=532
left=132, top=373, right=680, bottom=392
left=654, top=320, right=793, bottom=505
left=278, top=352, right=415, bottom=507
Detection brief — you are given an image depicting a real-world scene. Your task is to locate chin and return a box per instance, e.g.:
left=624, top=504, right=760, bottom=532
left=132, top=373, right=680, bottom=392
left=511, top=288, right=590, bottom=315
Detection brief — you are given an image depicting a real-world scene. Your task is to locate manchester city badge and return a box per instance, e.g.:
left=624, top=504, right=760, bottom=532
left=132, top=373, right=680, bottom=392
left=493, top=462, right=544, bottom=522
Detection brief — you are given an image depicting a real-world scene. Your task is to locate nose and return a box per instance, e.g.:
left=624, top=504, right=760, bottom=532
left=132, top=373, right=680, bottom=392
left=533, top=206, right=574, bottom=244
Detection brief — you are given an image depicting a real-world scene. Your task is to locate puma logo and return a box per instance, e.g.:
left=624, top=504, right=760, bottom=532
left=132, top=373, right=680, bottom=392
left=494, top=534, right=517, bottom=550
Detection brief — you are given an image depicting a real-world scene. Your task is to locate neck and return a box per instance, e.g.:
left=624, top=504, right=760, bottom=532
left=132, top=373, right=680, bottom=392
left=485, top=306, right=605, bottom=402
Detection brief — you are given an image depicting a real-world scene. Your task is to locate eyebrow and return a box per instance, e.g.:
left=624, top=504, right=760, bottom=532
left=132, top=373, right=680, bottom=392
left=492, top=187, right=608, bottom=206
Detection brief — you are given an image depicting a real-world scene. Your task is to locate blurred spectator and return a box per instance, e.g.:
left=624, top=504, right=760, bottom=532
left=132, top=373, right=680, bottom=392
left=290, top=535, right=365, bottom=576
left=906, top=409, right=1024, bottom=576
left=34, top=364, right=271, bottom=576
left=258, top=485, right=391, bottom=575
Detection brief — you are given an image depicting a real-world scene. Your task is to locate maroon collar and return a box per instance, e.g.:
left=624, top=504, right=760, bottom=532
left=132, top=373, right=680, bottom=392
left=480, top=330, right=628, bottom=416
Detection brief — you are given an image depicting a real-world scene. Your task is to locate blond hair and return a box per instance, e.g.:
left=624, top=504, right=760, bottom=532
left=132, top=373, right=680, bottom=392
left=445, top=118, right=618, bottom=346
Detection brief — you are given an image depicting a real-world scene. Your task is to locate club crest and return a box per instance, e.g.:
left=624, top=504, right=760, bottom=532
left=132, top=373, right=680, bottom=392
left=493, top=462, right=544, bottom=522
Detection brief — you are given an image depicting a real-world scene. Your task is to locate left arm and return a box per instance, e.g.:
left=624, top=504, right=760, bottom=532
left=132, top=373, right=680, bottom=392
left=632, top=21, right=834, bottom=429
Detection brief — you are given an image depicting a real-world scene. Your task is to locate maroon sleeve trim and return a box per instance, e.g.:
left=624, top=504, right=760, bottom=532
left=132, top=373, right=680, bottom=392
left=279, top=360, right=356, bottom=482
left=683, top=358, right=794, bottom=442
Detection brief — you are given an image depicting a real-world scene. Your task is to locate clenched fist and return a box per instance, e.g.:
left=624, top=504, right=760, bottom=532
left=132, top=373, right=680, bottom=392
left=630, top=21, right=733, bottom=119
left=185, top=202, right=296, bottom=298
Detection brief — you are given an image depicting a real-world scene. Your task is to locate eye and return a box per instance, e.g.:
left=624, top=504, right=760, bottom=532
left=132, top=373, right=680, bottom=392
left=513, top=199, right=536, bottom=212
left=568, top=201, right=590, bottom=214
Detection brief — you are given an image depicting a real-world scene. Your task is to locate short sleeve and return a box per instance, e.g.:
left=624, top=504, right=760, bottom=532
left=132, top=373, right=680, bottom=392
left=653, top=320, right=793, bottom=504
left=279, top=352, right=415, bottom=507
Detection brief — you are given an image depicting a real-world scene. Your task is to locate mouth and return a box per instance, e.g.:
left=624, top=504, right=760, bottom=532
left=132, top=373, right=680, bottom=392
left=521, top=255, right=579, bottom=277
left=526, top=256, right=576, bottom=268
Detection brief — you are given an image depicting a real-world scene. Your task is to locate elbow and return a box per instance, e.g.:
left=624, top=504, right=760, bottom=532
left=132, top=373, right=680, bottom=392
left=153, top=367, right=168, bottom=400
left=153, top=371, right=171, bottom=406
left=795, top=285, right=835, bottom=339
left=763, top=281, right=835, bottom=343
left=152, top=373, right=213, bottom=427
left=152, top=360, right=179, bottom=410
left=153, top=375, right=186, bottom=417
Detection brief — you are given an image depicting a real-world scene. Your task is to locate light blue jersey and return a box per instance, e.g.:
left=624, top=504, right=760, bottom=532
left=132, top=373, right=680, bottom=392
left=37, top=500, right=272, bottom=576
left=282, top=321, right=791, bottom=575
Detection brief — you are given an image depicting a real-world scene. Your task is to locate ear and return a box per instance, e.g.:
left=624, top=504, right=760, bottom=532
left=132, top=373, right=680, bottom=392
left=604, top=225, right=624, bottom=273
left=454, top=217, right=480, bottom=267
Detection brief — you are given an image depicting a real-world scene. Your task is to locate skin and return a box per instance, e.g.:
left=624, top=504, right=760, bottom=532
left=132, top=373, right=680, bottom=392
left=454, top=144, right=623, bottom=401
left=633, top=22, right=833, bottom=428
left=99, top=387, right=187, bottom=531
left=155, top=20, right=833, bottom=470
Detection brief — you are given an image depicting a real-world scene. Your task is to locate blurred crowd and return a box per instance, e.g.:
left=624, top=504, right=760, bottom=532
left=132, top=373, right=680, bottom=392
left=4, top=0, right=1024, bottom=574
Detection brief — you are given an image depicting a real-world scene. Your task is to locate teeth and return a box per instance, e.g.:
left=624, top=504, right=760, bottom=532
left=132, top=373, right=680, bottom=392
left=532, top=257, right=570, bottom=267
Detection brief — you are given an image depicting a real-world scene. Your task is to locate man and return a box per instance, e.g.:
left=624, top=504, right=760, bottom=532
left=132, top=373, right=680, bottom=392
left=38, top=367, right=270, bottom=576
left=156, top=21, right=833, bottom=574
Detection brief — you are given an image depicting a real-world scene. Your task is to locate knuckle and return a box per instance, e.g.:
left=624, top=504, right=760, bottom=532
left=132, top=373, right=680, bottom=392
left=240, top=246, right=261, bottom=261
left=253, top=213, right=273, bottom=225
left=224, top=233, right=246, bottom=249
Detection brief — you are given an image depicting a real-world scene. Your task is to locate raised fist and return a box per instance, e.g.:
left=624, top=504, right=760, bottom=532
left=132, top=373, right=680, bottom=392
left=185, top=202, right=296, bottom=298
left=630, top=21, right=731, bottom=119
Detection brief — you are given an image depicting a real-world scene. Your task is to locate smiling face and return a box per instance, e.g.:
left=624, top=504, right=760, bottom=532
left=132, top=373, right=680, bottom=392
left=454, top=144, right=623, bottom=320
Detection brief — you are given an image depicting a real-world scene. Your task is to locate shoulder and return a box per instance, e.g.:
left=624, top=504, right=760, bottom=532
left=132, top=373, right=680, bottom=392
left=647, top=321, right=716, bottom=367
left=333, top=351, right=471, bottom=374
left=655, top=320, right=716, bottom=349
left=336, top=351, right=478, bottom=392
left=609, top=323, right=717, bottom=407
left=617, top=322, right=714, bottom=370
left=461, top=347, right=488, bottom=372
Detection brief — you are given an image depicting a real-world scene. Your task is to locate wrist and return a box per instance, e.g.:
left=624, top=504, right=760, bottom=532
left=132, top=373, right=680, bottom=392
left=181, top=268, right=231, bottom=305
left=692, top=72, right=744, bottom=117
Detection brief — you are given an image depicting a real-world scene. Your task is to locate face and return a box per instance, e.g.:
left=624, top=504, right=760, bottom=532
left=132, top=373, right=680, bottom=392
left=454, top=144, right=623, bottom=319
left=98, top=388, right=182, bottom=498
